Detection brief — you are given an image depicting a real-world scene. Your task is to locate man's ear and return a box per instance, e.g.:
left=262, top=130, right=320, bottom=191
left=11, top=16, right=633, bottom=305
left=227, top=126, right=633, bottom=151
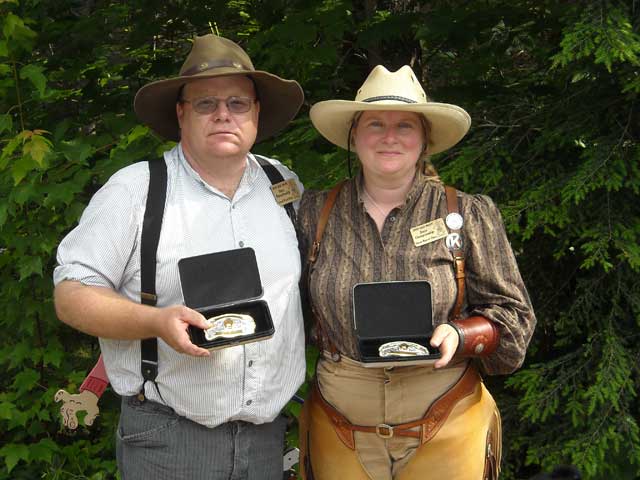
left=176, top=102, right=184, bottom=129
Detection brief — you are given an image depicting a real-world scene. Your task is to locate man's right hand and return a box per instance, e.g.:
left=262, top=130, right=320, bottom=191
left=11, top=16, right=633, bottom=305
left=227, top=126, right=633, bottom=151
left=154, top=305, right=210, bottom=357
left=54, top=281, right=211, bottom=356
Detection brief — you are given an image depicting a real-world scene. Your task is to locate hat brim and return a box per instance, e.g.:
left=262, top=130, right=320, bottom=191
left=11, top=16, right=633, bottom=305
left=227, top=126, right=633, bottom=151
left=134, top=69, right=304, bottom=143
left=309, top=100, right=471, bottom=155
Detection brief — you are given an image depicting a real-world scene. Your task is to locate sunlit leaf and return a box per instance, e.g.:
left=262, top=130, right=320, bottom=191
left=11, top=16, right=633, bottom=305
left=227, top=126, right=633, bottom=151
left=0, top=113, right=12, bottom=134
left=19, top=64, right=46, bottom=97
left=29, top=439, right=58, bottom=464
left=0, top=443, right=29, bottom=473
left=2, top=12, right=36, bottom=52
left=43, top=348, right=64, bottom=369
left=22, top=134, right=52, bottom=167
left=17, top=255, right=43, bottom=280
left=11, top=369, right=39, bottom=400
left=10, top=154, right=37, bottom=184
left=0, top=401, right=14, bottom=421
left=0, top=202, right=7, bottom=227
left=0, top=133, right=24, bottom=169
left=59, top=138, right=93, bottom=164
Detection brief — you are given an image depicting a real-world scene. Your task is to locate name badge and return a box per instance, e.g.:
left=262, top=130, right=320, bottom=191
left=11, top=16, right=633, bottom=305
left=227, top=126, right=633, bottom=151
left=410, top=218, right=448, bottom=247
left=270, top=179, right=301, bottom=206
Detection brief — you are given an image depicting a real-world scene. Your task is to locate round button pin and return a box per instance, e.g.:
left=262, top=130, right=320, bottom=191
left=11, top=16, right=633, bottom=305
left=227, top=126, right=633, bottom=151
left=445, top=212, right=463, bottom=230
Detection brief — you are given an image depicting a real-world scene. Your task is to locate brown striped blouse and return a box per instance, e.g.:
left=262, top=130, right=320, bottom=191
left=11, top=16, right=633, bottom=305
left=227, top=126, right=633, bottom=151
left=298, top=169, right=536, bottom=375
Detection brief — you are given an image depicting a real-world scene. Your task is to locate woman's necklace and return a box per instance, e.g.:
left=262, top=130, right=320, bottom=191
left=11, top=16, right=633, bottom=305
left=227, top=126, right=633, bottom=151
left=363, top=186, right=389, bottom=218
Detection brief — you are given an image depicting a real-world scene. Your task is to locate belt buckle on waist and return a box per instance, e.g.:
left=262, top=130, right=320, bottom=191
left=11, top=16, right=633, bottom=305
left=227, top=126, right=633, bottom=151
left=376, top=423, right=394, bottom=439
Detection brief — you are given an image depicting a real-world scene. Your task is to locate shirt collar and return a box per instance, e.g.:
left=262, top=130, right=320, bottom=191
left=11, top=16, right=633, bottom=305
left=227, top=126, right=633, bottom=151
left=176, top=143, right=259, bottom=198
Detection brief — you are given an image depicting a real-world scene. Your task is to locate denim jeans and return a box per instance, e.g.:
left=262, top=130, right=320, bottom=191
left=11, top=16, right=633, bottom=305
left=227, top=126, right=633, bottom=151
left=116, top=396, right=288, bottom=479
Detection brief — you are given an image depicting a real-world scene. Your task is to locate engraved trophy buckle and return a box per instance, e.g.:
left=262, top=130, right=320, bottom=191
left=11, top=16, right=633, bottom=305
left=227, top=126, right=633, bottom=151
left=204, top=313, right=256, bottom=341
left=378, top=341, right=430, bottom=358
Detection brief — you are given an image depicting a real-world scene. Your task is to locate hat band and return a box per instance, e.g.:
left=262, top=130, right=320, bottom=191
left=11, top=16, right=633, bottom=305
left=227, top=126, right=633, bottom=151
left=362, top=95, right=418, bottom=104
left=181, top=59, right=251, bottom=77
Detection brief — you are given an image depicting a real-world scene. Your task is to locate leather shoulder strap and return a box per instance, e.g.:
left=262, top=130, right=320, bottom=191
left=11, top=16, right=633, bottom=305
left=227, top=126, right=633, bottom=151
left=444, top=186, right=465, bottom=320
left=254, top=154, right=297, bottom=225
left=140, top=159, right=167, bottom=383
left=305, top=180, right=347, bottom=359
left=308, top=180, right=347, bottom=264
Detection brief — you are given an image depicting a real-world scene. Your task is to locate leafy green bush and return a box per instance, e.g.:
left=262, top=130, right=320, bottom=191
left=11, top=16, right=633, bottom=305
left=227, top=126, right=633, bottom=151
left=1, top=1, right=638, bottom=478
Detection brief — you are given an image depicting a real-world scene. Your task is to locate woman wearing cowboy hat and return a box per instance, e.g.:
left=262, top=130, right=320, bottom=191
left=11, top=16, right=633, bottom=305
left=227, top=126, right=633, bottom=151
left=297, top=65, right=536, bottom=479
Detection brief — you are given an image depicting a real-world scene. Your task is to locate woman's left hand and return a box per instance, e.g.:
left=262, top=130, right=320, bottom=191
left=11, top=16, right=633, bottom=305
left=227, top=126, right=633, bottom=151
left=430, top=324, right=460, bottom=369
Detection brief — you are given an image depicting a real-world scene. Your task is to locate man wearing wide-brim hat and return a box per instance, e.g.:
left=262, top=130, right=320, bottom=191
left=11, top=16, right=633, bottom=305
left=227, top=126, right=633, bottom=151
left=53, top=34, right=306, bottom=479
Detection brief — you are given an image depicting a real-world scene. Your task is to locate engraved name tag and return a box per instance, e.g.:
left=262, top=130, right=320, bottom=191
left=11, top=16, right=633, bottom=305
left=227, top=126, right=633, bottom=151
left=270, top=179, right=301, bottom=206
left=410, top=218, right=448, bottom=247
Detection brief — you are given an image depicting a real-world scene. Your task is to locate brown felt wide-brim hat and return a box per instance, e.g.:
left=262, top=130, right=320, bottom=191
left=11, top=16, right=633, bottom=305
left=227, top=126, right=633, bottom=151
left=134, top=34, right=304, bottom=143
left=310, top=65, right=471, bottom=155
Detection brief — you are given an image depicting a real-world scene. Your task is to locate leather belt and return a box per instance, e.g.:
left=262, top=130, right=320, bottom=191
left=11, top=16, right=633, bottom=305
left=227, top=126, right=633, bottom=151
left=311, top=364, right=480, bottom=450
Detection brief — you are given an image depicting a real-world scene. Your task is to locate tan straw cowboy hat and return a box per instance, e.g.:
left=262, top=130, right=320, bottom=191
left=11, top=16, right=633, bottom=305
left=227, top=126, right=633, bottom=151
left=310, top=65, right=470, bottom=155
left=134, top=34, right=304, bottom=143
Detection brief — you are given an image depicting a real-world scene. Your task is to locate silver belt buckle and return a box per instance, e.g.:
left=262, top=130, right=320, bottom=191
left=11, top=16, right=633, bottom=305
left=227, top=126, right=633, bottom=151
left=376, top=423, right=394, bottom=438
left=378, top=341, right=429, bottom=358
left=204, top=313, right=256, bottom=341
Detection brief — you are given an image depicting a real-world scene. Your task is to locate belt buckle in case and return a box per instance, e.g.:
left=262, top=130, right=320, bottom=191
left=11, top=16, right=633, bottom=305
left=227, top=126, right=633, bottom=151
left=204, top=313, right=256, bottom=341
left=378, top=341, right=429, bottom=358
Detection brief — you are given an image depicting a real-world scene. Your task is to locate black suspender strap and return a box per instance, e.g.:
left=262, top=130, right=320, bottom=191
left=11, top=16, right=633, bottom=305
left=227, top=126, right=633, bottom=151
left=140, top=159, right=167, bottom=385
left=255, top=155, right=297, bottom=225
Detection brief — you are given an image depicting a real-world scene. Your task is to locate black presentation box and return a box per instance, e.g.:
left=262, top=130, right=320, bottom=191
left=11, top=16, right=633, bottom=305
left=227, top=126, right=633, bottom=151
left=178, top=248, right=274, bottom=350
left=352, top=281, right=441, bottom=367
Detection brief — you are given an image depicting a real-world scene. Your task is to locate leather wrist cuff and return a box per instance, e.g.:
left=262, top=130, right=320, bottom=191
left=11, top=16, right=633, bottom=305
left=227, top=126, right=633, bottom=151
left=450, top=316, right=499, bottom=357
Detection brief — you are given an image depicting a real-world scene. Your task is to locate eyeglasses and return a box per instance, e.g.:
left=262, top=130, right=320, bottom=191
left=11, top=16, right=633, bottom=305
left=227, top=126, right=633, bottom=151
left=181, top=96, right=255, bottom=115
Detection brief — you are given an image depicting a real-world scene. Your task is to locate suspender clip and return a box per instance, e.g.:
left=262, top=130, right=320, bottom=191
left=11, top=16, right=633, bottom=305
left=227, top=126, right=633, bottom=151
left=140, top=291, right=157, bottom=305
left=141, top=359, right=158, bottom=381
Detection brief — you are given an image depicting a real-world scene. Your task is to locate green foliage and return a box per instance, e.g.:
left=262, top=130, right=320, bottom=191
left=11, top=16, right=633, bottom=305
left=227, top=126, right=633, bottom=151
left=1, top=0, right=639, bottom=478
left=552, top=4, right=640, bottom=72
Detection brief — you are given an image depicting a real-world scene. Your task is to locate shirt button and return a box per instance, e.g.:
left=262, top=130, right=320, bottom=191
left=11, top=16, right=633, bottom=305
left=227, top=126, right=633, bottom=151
left=239, top=241, right=244, bottom=247
left=246, top=400, right=252, bottom=406
left=248, top=360, right=253, bottom=367
left=389, top=215, right=396, bottom=222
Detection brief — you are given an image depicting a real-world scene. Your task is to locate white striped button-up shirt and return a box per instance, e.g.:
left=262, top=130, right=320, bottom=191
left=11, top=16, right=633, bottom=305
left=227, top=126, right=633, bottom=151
left=54, top=144, right=306, bottom=428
